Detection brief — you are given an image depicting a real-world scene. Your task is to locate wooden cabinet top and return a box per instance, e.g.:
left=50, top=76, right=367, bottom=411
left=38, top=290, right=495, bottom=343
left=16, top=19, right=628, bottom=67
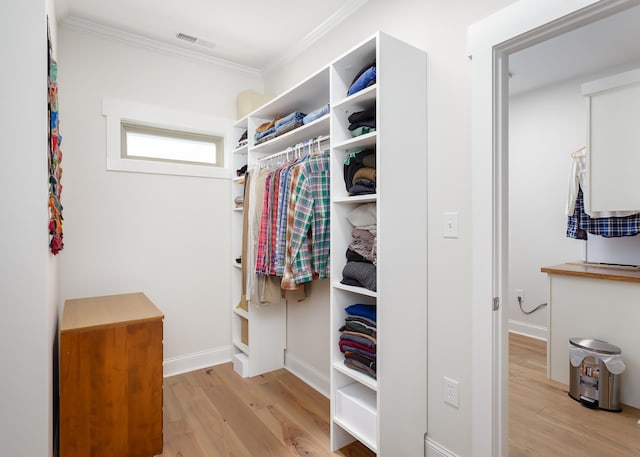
left=541, top=262, right=640, bottom=284
left=61, top=292, right=164, bottom=333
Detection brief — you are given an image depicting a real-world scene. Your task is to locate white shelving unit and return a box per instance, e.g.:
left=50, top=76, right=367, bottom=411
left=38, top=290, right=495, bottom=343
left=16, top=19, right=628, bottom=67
left=230, top=65, right=331, bottom=378
left=329, top=32, right=427, bottom=456
left=229, top=31, right=427, bottom=455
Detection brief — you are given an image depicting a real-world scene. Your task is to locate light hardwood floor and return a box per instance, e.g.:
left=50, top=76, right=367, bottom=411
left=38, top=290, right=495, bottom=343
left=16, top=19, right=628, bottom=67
left=159, top=362, right=374, bottom=457
left=158, top=336, right=640, bottom=456
left=509, top=332, right=640, bottom=456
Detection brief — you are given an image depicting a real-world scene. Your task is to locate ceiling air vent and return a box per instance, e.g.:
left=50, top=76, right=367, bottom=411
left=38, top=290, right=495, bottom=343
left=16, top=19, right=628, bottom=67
left=176, top=32, right=215, bottom=49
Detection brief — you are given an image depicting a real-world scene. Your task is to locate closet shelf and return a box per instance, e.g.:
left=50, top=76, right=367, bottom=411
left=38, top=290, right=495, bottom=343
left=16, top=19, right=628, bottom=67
left=333, top=360, right=378, bottom=391
left=333, top=132, right=377, bottom=151
left=251, top=114, right=330, bottom=156
left=333, top=417, right=377, bottom=453
left=333, top=194, right=377, bottom=205
left=233, top=306, right=248, bottom=319
left=250, top=66, right=329, bottom=119
left=233, top=145, right=248, bottom=155
left=232, top=206, right=243, bottom=212
left=333, top=85, right=377, bottom=110
left=332, top=282, right=378, bottom=298
left=232, top=176, right=245, bottom=184
left=232, top=262, right=241, bottom=269
left=232, top=339, right=249, bottom=355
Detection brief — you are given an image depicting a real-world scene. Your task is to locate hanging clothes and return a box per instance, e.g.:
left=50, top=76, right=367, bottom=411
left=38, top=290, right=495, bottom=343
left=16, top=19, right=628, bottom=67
left=566, top=149, right=640, bottom=239
left=567, top=186, right=640, bottom=239
left=247, top=141, right=330, bottom=300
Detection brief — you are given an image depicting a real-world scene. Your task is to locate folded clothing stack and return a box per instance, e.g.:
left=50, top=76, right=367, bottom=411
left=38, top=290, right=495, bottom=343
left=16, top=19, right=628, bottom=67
left=347, top=60, right=376, bottom=96
left=348, top=106, right=375, bottom=138
left=237, top=130, right=248, bottom=148
left=344, top=148, right=376, bottom=196
left=341, top=203, right=377, bottom=292
left=275, top=111, right=306, bottom=137
left=254, top=116, right=283, bottom=145
left=339, top=303, right=377, bottom=379
left=303, top=103, right=330, bottom=125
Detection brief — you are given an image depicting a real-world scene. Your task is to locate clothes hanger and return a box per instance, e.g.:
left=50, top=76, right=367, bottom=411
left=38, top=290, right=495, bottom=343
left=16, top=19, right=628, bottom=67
left=570, top=146, right=586, bottom=158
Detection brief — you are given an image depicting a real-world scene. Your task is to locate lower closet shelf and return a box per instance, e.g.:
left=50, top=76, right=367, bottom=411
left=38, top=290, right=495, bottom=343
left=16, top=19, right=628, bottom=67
left=232, top=339, right=249, bottom=355
left=333, top=361, right=377, bottom=390
left=332, top=281, right=378, bottom=298
left=334, top=382, right=378, bottom=452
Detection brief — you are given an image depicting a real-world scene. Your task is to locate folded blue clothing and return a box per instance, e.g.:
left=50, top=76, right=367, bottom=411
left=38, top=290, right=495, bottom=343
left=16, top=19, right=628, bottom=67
left=255, top=131, right=277, bottom=145
left=275, top=111, right=306, bottom=130
left=255, top=126, right=276, bottom=141
left=348, top=66, right=376, bottom=96
left=303, top=104, right=330, bottom=124
left=345, top=303, right=377, bottom=321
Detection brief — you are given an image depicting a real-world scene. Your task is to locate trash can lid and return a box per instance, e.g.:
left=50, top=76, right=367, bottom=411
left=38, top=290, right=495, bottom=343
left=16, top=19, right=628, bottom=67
left=569, top=337, right=621, bottom=355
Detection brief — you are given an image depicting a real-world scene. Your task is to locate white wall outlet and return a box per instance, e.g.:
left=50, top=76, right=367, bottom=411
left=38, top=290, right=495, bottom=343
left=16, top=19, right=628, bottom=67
left=516, top=288, right=524, bottom=301
left=443, top=376, right=459, bottom=408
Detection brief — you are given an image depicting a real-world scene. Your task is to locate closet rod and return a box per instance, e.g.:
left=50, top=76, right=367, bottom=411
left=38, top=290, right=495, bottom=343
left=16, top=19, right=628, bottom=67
left=257, top=135, right=330, bottom=162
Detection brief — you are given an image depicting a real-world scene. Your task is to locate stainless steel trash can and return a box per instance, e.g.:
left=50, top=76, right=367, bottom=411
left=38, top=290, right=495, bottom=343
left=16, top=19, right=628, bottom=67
left=568, top=338, right=624, bottom=412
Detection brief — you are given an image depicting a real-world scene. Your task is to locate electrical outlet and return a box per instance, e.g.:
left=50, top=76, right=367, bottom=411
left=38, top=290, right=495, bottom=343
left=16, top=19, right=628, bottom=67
left=443, top=376, right=459, bottom=408
left=516, top=288, right=524, bottom=301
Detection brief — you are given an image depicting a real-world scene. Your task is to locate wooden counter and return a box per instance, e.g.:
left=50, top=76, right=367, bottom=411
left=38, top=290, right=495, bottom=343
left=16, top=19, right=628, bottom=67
left=541, top=262, right=640, bottom=283
left=60, top=292, right=164, bottom=457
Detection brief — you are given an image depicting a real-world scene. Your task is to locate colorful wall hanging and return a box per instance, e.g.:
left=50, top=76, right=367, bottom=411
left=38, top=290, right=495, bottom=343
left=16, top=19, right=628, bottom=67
left=48, top=21, right=64, bottom=254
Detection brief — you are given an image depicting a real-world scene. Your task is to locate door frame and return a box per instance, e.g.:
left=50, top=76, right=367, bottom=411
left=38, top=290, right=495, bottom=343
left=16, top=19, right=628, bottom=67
left=468, top=0, right=640, bottom=455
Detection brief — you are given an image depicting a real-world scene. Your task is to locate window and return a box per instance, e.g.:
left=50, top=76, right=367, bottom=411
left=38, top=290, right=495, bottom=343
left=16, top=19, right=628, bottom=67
left=103, top=97, right=232, bottom=179
left=121, top=122, right=224, bottom=167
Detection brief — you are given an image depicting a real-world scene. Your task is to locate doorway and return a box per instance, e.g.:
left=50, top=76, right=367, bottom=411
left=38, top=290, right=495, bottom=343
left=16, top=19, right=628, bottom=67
left=469, top=1, right=640, bottom=455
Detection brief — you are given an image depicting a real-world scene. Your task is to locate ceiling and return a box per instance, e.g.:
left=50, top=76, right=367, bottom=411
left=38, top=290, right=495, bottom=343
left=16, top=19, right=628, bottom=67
left=509, top=4, right=640, bottom=95
left=55, top=1, right=640, bottom=85
left=55, top=0, right=368, bottom=72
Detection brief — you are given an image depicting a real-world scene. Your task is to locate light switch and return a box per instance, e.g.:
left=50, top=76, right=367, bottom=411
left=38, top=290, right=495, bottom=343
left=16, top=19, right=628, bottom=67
left=443, top=212, right=459, bottom=238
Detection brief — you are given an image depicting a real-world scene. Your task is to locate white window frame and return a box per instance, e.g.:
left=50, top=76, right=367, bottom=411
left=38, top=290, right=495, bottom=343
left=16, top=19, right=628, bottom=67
left=103, top=97, right=232, bottom=179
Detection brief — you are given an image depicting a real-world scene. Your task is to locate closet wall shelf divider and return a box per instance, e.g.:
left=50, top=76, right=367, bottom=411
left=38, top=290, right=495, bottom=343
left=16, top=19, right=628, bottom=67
left=233, top=307, right=248, bottom=319
left=333, top=133, right=377, bottom=151
left=333, top=361, right=378, bottom=390
left=232, top=339, right=249, bottom=355
left=334, top=195, right=377, bottom=204
left=333, top=85, right=377, bottom=110
left=233, top=145, right=248, bottom=155
left=333, top=417, right=377, bottom=453
left=332, top=282, right=378, bottom=298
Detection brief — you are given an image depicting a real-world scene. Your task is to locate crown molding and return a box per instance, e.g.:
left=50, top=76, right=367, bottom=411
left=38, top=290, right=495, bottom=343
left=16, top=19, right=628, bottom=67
left=60, top=16, right=262, bottom=77
left=263, top=0, right=369, bottom=75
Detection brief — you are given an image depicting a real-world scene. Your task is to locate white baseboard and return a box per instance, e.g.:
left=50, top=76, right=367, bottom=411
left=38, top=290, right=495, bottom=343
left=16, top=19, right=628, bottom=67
left=163, top=345, right=233, bottom=377
left=508, top=319, right=547, bottom=341
left=284, top=351, right=330, bottom=398
left=425, top=437, right=460, bottom=457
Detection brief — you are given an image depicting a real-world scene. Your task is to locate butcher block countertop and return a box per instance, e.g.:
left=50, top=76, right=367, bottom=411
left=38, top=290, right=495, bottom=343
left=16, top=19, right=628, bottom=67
left=541, top=262, right=640, bottom=284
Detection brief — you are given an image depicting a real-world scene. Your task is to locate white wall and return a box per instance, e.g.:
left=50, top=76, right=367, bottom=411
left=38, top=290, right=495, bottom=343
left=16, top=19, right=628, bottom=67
left=508, top=79, right=586, bottom=338
left=0, top=0, right=58, bottom=456
left=57, top=27, right=264, bottom=375
left=263, top=0, right=516, bottom=455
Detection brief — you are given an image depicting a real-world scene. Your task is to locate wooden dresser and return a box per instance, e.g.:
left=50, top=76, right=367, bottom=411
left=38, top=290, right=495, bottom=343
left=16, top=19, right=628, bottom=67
left=59, top=292, right=164, bottom=457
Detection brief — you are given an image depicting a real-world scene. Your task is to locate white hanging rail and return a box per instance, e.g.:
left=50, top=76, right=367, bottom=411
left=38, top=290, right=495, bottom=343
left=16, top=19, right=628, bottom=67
left=257, top=135, right=330, bottom=164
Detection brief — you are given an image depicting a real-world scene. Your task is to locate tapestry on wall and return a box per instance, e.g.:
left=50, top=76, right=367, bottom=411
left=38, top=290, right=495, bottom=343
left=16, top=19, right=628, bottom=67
left=48, top=19, right=64, bottom=255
